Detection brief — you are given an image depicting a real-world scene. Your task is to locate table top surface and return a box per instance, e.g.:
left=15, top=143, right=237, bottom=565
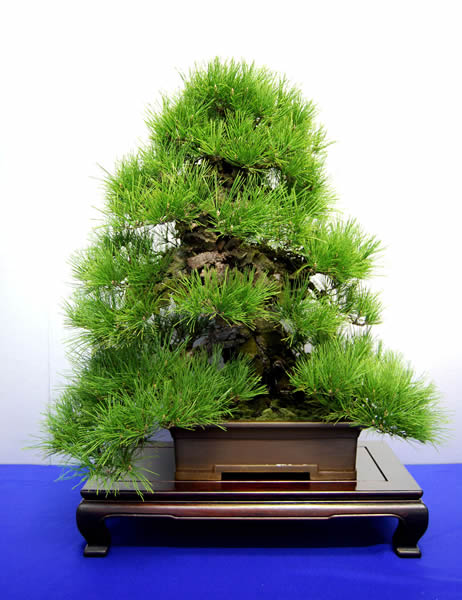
left=81, top=441, right=423, bottom=502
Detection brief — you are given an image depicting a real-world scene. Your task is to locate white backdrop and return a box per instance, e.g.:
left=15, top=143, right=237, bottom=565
left=1, top=0, right=461, bottom=465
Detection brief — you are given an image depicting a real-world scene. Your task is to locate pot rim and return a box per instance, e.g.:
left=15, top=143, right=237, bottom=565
left=170, top=421, right=362, bottom=431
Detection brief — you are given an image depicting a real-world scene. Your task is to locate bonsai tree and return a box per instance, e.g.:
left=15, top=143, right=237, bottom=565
left=40, top=58, right=445, bottom=491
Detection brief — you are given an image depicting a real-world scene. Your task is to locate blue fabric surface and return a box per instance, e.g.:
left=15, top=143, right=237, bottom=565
left=0, top=464, right=460, bottom=600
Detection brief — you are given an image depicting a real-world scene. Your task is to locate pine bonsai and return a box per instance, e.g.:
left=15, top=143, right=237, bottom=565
left=40, top=58, right=445, bottom=491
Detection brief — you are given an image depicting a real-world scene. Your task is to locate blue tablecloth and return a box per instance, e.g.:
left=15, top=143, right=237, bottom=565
left=0, top=464, right=460, bottom=599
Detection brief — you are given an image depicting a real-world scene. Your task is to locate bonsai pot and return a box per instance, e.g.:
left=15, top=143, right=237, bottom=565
left=170, top=421, right=361, bottom=481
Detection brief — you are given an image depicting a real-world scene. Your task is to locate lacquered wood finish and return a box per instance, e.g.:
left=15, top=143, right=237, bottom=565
left=76, top=442, right=428, bottom=558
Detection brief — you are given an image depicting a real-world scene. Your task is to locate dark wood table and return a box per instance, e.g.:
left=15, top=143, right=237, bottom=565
left=77, top=441, right=428, bottom=558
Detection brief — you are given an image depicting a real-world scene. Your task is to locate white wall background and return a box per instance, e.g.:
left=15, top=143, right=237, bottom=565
left=1, top=0, right=461, bottom=465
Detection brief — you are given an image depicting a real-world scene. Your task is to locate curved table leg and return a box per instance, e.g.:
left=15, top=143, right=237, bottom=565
left=392, top=502, right=429, bottom=558
left=75, top=498, right=429, bottom=558
left=76, top=501, right=111, bottom=557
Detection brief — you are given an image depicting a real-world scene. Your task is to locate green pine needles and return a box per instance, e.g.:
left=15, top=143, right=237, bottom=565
left=39, top=58, right=446, bottom=491
left=170, top=267, right=279, bottom=328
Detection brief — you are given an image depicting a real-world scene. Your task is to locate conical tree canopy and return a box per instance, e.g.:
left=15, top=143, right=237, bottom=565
left=41, top=58, right=444, bottom=490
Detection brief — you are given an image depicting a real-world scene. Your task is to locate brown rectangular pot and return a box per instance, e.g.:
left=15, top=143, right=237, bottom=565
left=170, top=421, right=361, bottom=481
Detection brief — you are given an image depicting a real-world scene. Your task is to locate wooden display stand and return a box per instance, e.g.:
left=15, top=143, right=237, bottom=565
left=76, top=441, right=428, bottom=558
